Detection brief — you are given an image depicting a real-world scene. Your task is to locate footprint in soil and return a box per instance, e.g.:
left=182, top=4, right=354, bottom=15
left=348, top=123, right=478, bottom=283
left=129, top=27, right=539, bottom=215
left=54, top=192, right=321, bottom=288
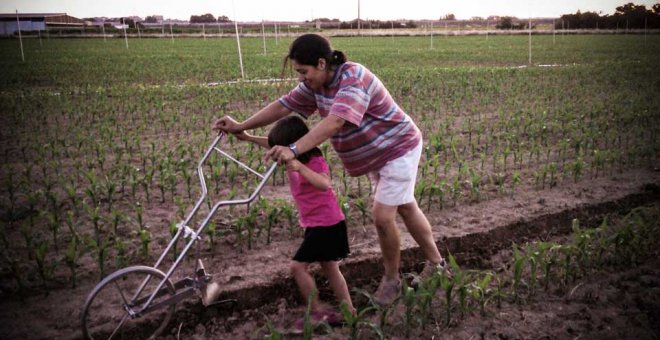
left=228, top=275, right=242, bottom=283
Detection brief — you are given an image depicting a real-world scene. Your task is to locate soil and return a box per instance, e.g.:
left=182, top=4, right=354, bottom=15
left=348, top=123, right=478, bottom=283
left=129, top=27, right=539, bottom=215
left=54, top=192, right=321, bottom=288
left=0, top=167, right=658, bottom=339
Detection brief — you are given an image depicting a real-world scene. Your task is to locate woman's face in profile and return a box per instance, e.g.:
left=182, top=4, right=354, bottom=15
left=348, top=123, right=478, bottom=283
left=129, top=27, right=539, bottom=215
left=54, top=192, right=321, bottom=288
left=292, top=59, right=329, bottom=91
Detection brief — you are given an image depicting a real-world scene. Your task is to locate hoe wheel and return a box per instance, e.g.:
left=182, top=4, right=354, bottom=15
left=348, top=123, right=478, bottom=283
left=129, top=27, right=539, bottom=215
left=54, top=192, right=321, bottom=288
left=81, top=266, right=176, bottom=339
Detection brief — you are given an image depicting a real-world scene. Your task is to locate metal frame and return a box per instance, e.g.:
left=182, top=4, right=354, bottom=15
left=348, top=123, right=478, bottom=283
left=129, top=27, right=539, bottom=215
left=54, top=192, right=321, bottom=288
left=81, top=133, right=277, bottom=336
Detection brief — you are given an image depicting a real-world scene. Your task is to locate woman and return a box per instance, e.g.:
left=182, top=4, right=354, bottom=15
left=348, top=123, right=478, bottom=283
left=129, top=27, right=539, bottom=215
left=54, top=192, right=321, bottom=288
left=213, top=33, right=449, bottom=305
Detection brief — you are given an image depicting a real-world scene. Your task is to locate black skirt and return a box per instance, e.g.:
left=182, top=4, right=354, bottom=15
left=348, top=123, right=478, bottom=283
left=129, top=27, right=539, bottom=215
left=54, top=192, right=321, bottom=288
left=293, top=220, right=350, bottom=263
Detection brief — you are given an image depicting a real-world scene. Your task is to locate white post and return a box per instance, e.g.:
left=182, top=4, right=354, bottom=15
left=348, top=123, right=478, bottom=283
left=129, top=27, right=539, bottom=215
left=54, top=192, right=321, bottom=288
left=357, top=0, right=361, bottom=35
left=202, top=23, right=206, bottom=40
left=122, top=18, right=129, bottom=49
left=528, top=17, right=532, bottom=65
left=38, top=29, right=42, bottom=46
left=553, top=19, right=555, bottom=44
left=232, top=0, right=245, bottom=79
left=137, top=23, right=141, bottom=39
left=275, top=22, right=278, bottom=45
left=162, top=23, right=165, bottom=36
left=445, top=21, right=447, bottom=38
left=16, top=10, right=25, bottom=62
left=391, top=21, right=394, bottom=42
left=486, top=19, right=489, bottom=41
left=170, top=23, right=174, bottom=43
left=430, top=21, right=433, bottom=49
left=102, top=21, right=106, bottom=42
left=261, top=20, right=266, bottom=55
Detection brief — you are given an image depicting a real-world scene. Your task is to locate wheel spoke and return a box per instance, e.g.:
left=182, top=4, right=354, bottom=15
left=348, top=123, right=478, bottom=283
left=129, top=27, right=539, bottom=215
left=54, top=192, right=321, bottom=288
left=113, top=280, right=131, bottom=307
left=108, top=313, right=129, bottom=340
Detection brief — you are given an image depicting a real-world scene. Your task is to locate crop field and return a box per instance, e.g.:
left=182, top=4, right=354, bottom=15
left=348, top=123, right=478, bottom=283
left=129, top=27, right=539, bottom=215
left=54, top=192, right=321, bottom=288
left=0, top=34, right=659, bottom=339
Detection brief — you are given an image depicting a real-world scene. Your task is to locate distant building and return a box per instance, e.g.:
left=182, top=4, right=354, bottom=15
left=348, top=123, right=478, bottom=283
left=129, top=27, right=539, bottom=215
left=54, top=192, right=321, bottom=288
left=0, top=13, right=84, bottom=35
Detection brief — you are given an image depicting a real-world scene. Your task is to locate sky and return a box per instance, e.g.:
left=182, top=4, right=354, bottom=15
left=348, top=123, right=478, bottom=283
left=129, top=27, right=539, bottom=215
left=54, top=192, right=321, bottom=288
left=2, top=0, right=657, bottom=22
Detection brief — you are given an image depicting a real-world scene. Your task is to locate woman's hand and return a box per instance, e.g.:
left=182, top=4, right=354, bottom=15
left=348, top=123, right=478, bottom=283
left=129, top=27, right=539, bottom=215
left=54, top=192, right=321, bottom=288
left=212, top=116, right=242, bottom=134
left=265, top=145, right=295, bottom=165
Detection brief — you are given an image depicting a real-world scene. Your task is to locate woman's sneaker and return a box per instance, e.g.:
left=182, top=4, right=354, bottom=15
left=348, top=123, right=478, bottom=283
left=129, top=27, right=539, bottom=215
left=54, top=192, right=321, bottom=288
left=374, top=276, right=402, bottom=306
left=410, top=259, right=452, bottom=288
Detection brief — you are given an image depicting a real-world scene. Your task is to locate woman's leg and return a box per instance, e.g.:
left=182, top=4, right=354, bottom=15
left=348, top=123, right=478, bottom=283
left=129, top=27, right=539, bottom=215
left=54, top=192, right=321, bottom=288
left=372, top=201, right=402, bottom=280
left=290, top=260, right=321, bottom=311
left=397, top=200, right=442, bottom=264
left=320, top=261, right=355, bottom=314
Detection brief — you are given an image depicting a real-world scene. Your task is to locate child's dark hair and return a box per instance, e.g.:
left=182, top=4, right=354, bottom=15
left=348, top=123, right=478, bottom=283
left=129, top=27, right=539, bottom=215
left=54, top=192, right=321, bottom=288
left=268, top=115, right=322, bottom=164
left=282, top=33, right=347, bottom=74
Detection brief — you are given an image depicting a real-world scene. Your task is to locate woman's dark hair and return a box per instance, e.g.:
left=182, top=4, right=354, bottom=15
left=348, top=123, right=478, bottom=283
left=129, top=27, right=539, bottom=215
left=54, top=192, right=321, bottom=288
left=268, top=115, right=322, bottom=164
left=282, top=33, right=347, bottom=73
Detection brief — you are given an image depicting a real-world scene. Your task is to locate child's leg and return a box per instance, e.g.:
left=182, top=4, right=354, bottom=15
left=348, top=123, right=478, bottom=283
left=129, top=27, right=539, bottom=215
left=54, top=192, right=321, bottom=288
left=290, top=260, right=321, bottom=311
left=320, top=261, right=355, bottom=314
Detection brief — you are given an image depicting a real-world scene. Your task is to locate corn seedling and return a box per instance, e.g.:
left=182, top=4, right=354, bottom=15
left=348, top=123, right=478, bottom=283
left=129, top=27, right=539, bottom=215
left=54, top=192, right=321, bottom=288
left=260, top=314, right=283, bottom=340
left=34, top=239, right=58, bottom=292
left=511, top=244, right=526, bottom=303
left=42, top=210, right=61, bottom=253
left=19, top=221, right=34, bottom=260
left=87, top=236, right=110, bottom=280
left=265, top=204, right=279, bottom=245
left=559, top=244, right=576, bottom=287
left=354, top=197, right=368, bottom=226
left=340, top=301, right=378, bottom=340
left=354, top=287, right=392, bottom=334
left=414, top=274, right=440, bottom=329
left=85, top=203, right=102, bottom=245
left=206, top=222, right=217, bottom=250
left=114, top=236, right=127, bottom=269
left=64, top=237, right=82, bottom=288
left=302, top=289, right=317, bottom=339
left=471, top=270, right=495, bottom=316
left=438, top=270, right=454, bottom=326
left=139, top=228, right=151, bottom=260
left=401, top=285, right=416, bottom=337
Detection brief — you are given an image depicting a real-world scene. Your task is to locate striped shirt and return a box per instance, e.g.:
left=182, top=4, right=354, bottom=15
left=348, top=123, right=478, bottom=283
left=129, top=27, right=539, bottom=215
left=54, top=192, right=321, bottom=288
left=278, top=62, right=421, bottom=176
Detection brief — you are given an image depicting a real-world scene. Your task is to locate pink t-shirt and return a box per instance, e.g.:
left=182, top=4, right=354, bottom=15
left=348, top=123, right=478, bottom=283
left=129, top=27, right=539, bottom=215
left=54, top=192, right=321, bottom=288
left=288, top=155, right=345, bottom=228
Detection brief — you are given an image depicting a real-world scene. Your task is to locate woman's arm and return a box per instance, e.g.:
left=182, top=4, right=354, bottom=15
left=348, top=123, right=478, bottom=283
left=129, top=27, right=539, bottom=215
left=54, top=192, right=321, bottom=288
left=213, top=100, right=291, bottom=133
left=287, top=160, right=331, bottom=191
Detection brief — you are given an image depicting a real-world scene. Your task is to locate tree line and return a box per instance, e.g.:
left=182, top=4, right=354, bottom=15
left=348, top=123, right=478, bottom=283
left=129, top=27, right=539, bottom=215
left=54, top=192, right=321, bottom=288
left=557, top=2, right=660, bottom=29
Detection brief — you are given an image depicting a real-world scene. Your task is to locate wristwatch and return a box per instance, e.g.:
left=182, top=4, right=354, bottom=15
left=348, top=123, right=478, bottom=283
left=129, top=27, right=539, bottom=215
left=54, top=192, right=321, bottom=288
left=288, top=143, right=299, bottom=158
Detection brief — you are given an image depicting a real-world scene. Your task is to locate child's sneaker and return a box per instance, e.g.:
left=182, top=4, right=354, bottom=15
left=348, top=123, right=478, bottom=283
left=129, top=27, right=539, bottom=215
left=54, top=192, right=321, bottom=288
left=323, top=311, right=344, bottom=327
left=374, top=276, right=402, bottom=306
left=201, top=282, right=220, bottom=306
left=410, top=259, right=452, bottom=288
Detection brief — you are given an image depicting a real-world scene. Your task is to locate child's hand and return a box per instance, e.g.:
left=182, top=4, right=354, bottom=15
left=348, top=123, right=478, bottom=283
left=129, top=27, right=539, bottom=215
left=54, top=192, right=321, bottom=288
left=286, top=159, right=302, bottom=171
left=233, top=131, right=251, bottom=141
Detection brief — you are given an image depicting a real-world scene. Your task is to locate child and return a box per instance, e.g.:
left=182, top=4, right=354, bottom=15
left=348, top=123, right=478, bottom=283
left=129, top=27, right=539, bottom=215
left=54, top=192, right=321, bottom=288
left=223, top=115, right=355, bottom=331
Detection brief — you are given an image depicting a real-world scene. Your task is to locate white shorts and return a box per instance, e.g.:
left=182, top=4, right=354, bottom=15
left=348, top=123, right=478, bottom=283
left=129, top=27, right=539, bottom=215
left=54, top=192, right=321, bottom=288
left=368, top=141, right=423, bottom=206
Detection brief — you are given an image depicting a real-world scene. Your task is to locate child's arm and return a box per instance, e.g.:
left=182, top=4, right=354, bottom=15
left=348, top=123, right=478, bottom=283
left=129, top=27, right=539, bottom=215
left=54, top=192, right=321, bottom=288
left=287, top=160, right=331, bottom=191
left=234, top=131, right=270, bottom=149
